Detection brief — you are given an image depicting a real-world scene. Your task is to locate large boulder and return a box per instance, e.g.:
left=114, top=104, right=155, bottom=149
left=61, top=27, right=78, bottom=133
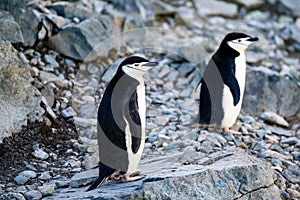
left=0, top=10, right=23, bottom=43
left=0, top=0, right=41, bottom=46
left=45, top=151, right=280, bottom=199
left=47, top=16, right=115, bottom=62
left=243, top=67, right=300, bottom=120
left=0, top=41, right=42, bottom=143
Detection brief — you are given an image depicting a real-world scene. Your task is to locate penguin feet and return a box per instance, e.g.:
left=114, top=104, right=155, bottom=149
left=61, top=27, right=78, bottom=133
left=122, top=174, right=145, bottom=183
left=112, top=170, right=145, bottom=183
left=223, top=127, right=241, bottom=135
left=122, top=170, right=145, bottom=183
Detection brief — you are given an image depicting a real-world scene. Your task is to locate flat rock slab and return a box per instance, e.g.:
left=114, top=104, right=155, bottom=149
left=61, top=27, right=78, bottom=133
left=46, top=151, right=280, bottom=199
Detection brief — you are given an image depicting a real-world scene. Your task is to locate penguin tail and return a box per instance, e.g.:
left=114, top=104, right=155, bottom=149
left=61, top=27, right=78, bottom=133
left=86, top=163, right=115, bottom=192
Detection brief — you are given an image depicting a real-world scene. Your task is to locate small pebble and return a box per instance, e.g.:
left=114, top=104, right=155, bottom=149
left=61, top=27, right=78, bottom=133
left=24, top=190, right=42, bottom=200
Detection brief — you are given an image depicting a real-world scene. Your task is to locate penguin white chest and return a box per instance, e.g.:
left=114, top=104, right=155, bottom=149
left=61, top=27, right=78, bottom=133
left=125, top=80, right=146, bottom=172
left=221, top=53, right=246, bottom=128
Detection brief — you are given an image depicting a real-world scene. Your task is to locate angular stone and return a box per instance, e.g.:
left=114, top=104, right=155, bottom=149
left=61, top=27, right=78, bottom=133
left=61, top=107, right=77, bottom=118
left=83, top=152, right=99, bottom=170
left=46, top=151, right=280, bottom=200
left=195, top=0, right=238, bottom=17
left=282, top=165, right=300, bottom=184
left=2, top=4, right=41, bottom=46
left=0, top=10, right=23, bottom=43
left=24, top=190, right=42, bottom=200
left=234, top=0, right=264, bottom=8
left=261, top=112, right=289, bottom=127
left=37, top=184, right=56, bottom=196
left=44, top=54, right=59, bottom=68
left=39, top=171, right=52, bottom=180
left=47, top=16, right=114, bottom=61
left=32, top=148, right=49, bottom=160
left=14, top=170, right=37, bottom=185
left=0, top=41, right=42, bottom=143
left=279, top=0, right=300, bottom=17
left=68, top=168, right=98, bottom=188
left=244, top=67, right=300, bottom=119
left=47, top=1, right=95, bottom=21
left=39, top=71, right=68, bottom=88
left=280, top=137, right=298, bottom=145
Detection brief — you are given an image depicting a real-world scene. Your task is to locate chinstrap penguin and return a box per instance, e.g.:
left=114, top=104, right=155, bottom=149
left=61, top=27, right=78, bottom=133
left=198, top=32, right=258, bottom=134
left=86, top=56, right=158, bottom=191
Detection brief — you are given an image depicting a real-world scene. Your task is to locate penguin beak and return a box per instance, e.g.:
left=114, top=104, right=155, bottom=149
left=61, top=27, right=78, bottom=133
left=142, top=62, right=159, bottom=67
left=247, top=37, right=259, bottom=42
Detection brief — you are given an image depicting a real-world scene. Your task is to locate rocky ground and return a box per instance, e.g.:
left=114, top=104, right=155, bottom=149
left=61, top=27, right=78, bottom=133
left=0, top=0, right=300, bottom=199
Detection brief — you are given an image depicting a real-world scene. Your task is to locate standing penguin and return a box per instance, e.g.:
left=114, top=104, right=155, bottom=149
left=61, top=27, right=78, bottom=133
left=87, top=56, right=158, bottom=191
left=198, top=32, right=258, bottom=134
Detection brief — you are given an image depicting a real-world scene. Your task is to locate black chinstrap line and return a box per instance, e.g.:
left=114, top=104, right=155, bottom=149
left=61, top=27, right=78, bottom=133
left=125, top=65, right=146, bottom=72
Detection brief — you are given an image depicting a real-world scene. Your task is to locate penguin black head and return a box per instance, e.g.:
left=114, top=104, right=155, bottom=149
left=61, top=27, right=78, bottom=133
left=118, top=56, right=159, bottom=78
left=220, top=32, right=258, bottom=53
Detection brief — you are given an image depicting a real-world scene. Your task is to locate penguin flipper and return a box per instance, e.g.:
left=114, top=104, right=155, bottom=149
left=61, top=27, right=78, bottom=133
left=86, top=163, right=115, bottom=192
left=199, top=81, right=211, bottom=124
left=224, top=73, right=240, bottom=106
left=128, top=91, right=142, bottom=154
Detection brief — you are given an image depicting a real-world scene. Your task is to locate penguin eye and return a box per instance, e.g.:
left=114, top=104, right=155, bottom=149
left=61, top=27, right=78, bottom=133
left=238, top=39, right=241, bottom=42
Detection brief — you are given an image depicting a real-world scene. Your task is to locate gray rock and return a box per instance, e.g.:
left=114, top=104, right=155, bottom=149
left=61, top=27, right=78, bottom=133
left=240, top=115, right=255, bottom=123
left=287, top=188, right=300, bottom=199
left=32, top=147, right=49, bottom=160
left=2, top=0, right=41, bottom=46
left=47, top=1, right=95, bottom=21
left=244, top=67, right=300, bottom=119
left=154, top=116, right=169, bottom=126
left=291, top=151, right=300, bottom=160
left=61, top=107, right=77, bottom=118
left=257, top=149, right=293, bottom=161
left=45, top=151, right=280, bottom=200
left=65, top=58, right=76, bottom=68
left=0, top=11, right=23, bottom=43
left=24, top=190, right=42, bottom=200
left=0, top=192, right=25, bottom=200
left=280, top=137, right=298, bottom=145
left=14, top=170, right=37, bottom=185
left=0, top=41, right=42, bottom=143
left=44, top=54, right=59, bottom=68
left=13, top=8, right=40, bottom=46
left=39, top=71, right=68, bottom=88
left=282, top=165, right=300, bottom=184
left=268, top=126, right=293, bottom=137
left=195, top=0, right=238, bottom=17
left=278, top=0, right=300, bottom=17
left=233, top=0, right=264, bottom=8
left=55, top=180, right=69, bottom=188
left=164, top=141, right=185, bottom=151
left=37, top=184, right=56, bottom=196
left=270, top=143, right=284, bottom=152
left=73, top=117, right=96, bottom=128
left=177, top=62, right=194, bottom=76
left=41, top=83, right=55, bottom=108
left=45, top=13, right=71, bottom=29
left=238, top=184, right=281, bottom=200
left=38, top=172, right=52, bottom=181
left=83, top=152, right=99, bottom=170
left=68, top=168, right=98, bottom=188
left=48, top=16, right=114, bottom=61
left=261, top=112, right=289, bottom=127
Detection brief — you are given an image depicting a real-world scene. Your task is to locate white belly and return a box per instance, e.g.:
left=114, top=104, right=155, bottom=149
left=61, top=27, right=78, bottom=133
left=221, top=54, right=246, bottom=128
left=126, top=82, right=146, bottom=172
